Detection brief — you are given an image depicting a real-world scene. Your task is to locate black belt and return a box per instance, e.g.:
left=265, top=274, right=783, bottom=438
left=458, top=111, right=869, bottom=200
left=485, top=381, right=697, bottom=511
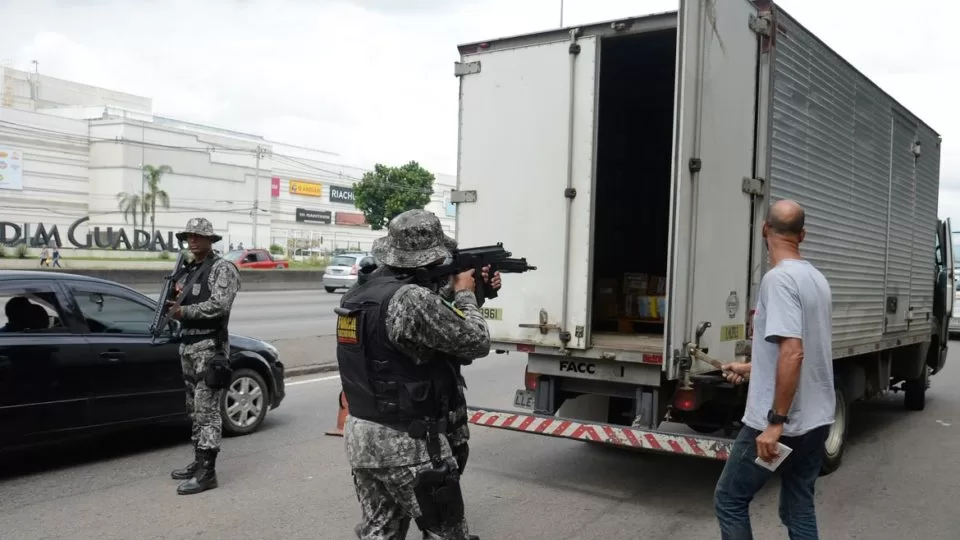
left=181, top=332, right=218, bottom=345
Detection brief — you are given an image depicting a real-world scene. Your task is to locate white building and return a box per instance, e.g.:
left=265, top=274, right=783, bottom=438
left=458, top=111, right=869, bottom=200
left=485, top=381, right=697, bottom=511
left=0, top=67, right=456, bottom=255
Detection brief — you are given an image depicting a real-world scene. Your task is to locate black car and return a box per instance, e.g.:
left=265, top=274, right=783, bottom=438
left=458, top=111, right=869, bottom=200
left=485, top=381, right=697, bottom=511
left=0, top=270, right=285, bottom=452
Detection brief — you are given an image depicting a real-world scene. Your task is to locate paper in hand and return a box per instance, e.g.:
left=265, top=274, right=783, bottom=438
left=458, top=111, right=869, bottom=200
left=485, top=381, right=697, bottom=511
left=754, top=442, right=793, bottom=472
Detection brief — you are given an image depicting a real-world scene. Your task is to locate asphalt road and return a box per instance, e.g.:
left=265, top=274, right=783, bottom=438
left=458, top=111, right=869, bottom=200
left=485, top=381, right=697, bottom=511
left=2, top=344, right=960, bottom=539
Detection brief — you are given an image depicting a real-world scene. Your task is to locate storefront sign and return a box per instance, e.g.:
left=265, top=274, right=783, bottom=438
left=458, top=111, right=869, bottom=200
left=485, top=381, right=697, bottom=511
left=289, top=180, right=323, bottom=197
left=0, top=216, right=180, bottom=251
left=295, top=208, right=332, bottom=225
left=271, top=176, right=280, bottom=198
left=335, top=212, right=367, bottom=226
left=0, top=147, right=24, bottom=191
left=329, top=185, right=355, bottom=205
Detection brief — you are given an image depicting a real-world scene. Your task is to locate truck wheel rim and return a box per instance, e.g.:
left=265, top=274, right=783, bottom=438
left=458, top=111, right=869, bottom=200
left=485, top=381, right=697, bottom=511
left=825, top=391, right=846, bottom=457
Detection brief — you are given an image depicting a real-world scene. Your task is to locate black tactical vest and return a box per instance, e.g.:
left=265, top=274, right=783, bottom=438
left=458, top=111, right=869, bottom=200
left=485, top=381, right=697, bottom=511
left=336, top=274, right=463, bottom=435
left=180, top=256, right=224, bottom=332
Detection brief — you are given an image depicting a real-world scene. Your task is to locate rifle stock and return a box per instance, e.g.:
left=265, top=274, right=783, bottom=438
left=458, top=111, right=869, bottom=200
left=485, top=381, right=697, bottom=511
left=150, top=251, right=188, bottom=340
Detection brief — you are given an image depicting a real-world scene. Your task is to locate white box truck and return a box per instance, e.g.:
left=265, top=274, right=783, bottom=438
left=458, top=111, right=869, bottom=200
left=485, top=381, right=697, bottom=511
left=454, top=0, right=956, bottom=474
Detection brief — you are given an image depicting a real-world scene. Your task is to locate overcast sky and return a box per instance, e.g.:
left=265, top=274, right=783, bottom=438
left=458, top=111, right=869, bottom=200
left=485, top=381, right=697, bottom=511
left=4, top=0, right=960, bottom=220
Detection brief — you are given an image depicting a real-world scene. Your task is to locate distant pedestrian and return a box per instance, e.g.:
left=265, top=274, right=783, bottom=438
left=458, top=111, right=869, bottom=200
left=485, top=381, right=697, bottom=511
left=229, top=242, right=235, bottom=251
left=714, top=199, right=834, bottom=540
left=52, top=245, right=62, bottom=268
left=238, top=242, right=244, bottom=250
left=39, top=246, right=49, bottom=267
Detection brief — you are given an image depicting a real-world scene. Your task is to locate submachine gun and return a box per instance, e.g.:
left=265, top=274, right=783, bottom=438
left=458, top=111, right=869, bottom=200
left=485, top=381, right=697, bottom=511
left=414, top=242, right=537, bottom=307
left=150, top=250, right=189, bottom=342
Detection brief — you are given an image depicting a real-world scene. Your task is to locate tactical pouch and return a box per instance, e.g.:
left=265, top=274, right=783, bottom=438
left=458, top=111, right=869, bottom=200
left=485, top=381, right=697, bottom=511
left=413, top=461, right=465, bottom=534
left=203, top=353, right=233, bottom=390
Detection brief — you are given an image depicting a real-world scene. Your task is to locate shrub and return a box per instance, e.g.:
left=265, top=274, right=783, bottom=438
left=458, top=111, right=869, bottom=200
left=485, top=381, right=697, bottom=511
left=15, top=244, right=29, bottom=259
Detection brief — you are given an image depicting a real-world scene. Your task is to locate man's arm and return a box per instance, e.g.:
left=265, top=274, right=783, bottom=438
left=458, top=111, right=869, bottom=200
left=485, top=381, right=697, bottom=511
left=180, top=261, right=241, bottom=320
left=765, top=273, right=805, bottom=417
left=387, top=285, right=491, bottom=364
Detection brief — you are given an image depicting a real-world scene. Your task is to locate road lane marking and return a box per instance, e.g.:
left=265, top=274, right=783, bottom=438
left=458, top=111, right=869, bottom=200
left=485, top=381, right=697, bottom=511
left=287, top=374, right=341, bottom=386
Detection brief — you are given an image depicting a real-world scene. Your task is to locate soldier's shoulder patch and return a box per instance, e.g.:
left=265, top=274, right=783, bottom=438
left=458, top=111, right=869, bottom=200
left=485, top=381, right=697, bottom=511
left=337, top=314, right=360, bottom=344
left=441, top=299, right=466, bottom=319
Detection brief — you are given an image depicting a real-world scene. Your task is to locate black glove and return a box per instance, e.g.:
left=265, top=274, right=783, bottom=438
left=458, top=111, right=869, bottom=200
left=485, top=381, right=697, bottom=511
left=453, top=443, right=469, bottom=474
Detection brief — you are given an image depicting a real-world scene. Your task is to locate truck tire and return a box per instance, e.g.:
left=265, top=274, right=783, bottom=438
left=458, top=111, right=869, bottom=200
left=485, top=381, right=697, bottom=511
left=820, top=381, right=849, bottom=476
left=325, top=286, right=337, bottom=293
left=903, top=365, right=929, bottom=411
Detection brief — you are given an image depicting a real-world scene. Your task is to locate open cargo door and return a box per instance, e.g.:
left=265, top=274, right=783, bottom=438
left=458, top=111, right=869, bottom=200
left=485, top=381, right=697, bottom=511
left=453, top=33, right=598, bottom=350
left=666, top=0, right=767, bottom=375
left=941, top=218, right=955, bottom=318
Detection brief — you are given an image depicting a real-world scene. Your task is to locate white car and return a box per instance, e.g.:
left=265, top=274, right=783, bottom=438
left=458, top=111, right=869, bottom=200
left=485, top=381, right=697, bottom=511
left=322, top=253, right=375, bottom=293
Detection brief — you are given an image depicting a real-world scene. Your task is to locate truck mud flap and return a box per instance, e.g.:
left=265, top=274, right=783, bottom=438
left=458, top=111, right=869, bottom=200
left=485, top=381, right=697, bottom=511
left=466, top=407, right=733, bottom=460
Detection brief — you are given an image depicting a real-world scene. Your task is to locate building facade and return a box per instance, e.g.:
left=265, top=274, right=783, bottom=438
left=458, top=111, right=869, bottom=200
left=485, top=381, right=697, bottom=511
left=0, top=68, right=456, bottom=256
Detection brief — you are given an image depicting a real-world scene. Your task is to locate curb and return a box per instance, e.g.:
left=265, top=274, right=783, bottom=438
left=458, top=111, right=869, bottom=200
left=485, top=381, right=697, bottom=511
left=285, top=363, right=340, bottom=378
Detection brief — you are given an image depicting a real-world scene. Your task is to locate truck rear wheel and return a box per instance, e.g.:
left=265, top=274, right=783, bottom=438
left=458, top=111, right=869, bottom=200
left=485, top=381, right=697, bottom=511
left=903, top=365, right=929, bottom=411
left=820, top=382, right=848, bottom=476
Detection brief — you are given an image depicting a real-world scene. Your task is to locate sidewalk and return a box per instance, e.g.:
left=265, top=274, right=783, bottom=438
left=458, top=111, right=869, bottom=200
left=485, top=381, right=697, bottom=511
left=271, top=335, right=340, bottom=378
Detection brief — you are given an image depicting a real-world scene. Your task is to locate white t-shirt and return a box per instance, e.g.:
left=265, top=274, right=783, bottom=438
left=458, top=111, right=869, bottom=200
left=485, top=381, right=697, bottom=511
left=742, top=259, right=835, bottom=437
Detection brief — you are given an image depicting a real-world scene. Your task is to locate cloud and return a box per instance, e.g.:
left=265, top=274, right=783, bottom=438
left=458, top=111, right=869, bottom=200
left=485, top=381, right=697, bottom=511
left=3, top=0, right=960, bottom=219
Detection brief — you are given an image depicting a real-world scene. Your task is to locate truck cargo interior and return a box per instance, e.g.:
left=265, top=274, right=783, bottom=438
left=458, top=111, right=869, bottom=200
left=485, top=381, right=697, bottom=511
left=590, top=27, right=677, bottom=351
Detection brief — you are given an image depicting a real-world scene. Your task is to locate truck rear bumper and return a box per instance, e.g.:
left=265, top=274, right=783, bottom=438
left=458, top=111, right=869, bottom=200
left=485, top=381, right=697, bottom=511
left=467, top=406, right=733, bottom=460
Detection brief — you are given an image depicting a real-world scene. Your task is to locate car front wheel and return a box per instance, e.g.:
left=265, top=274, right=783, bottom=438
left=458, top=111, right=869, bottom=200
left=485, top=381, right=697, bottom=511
left=221, top=368, right=269, bottom=436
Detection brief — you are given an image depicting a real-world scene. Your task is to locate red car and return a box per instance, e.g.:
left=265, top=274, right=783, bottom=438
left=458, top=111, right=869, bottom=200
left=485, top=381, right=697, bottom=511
left=222, top=249, right=289, bottom=269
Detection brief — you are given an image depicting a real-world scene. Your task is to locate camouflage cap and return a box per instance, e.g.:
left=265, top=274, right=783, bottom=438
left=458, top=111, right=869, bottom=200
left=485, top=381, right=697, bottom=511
left=371, top=209, right=450, bottom=269
left=175, top=217, right=223, bottom=243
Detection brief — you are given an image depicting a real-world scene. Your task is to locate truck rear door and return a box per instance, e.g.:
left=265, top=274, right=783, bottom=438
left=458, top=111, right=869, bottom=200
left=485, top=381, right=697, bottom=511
left=453, top=32, right=598, bottom=350
left=665, top=0, right=768, bottom=376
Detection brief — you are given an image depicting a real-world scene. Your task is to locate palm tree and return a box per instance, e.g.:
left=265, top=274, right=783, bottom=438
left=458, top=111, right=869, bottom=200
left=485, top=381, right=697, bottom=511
left=142, top=164, right=172, bottom=248
left=116, top=191, right=143, bottom=235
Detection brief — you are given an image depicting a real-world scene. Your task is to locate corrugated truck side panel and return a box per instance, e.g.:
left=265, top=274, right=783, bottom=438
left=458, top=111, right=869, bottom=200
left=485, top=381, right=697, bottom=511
left=767, top=8, right=939, bottom=352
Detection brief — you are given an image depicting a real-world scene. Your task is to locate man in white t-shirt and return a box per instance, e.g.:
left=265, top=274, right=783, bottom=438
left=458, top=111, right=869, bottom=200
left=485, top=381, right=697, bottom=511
left=714, top=199, right=834, bottom=540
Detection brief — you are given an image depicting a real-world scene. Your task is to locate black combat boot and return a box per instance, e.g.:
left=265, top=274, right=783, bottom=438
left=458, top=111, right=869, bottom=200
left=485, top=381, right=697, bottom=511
left=176, top=448, right=219, bottom=495
left=170, top=444, right=202, bottom=480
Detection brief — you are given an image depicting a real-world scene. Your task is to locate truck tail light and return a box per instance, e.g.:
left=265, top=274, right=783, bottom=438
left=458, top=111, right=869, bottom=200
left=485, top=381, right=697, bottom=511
left=350, top=264, right=358, bottom=275
left=673, top=388, right=699, bottom=411
left=524, top=367, right=539, bottom=391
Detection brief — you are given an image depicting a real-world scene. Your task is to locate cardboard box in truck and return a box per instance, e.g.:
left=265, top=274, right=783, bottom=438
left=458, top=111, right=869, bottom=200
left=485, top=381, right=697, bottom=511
left=453, top=0, right=956, bottom=475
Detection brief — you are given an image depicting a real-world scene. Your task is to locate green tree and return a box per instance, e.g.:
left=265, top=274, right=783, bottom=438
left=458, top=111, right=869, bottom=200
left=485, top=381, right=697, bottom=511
left=353, top=161, right=434, bottom=230
left=142, top=164, right=173, bottom=248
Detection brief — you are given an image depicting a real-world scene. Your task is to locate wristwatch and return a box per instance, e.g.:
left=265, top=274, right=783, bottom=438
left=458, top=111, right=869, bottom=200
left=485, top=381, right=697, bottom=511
left=767, top=409, right=789, bottom=425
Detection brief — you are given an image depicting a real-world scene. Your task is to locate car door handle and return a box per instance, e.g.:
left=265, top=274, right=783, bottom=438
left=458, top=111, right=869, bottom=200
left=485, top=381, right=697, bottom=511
left=100, top=350, right=127, bottom=361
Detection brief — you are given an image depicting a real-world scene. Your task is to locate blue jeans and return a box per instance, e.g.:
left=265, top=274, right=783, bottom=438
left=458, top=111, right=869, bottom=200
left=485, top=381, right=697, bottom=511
left=714, top=424, right=830, bottom=540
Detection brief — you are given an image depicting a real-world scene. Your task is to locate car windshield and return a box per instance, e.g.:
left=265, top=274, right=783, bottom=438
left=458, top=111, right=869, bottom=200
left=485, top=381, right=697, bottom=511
left=331, top=256, right=358, bottom=267
left=222, top=250, right=245, bottom=262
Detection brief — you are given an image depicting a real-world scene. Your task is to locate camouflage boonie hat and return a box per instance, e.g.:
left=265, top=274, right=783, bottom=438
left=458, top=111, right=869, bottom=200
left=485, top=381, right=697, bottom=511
left=371, top=210, right=450, bottom=269
left=176, top=217, right=223, bottom=243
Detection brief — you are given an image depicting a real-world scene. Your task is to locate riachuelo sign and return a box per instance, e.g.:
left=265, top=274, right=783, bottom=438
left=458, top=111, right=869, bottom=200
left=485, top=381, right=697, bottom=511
left=0, top=216, right=184, bottom=252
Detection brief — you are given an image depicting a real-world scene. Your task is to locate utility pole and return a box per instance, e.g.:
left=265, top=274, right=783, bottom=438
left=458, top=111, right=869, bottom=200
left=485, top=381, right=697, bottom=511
left=252, top=145, right=263, bottom=248
left=559, top=0, right=564, bottom=27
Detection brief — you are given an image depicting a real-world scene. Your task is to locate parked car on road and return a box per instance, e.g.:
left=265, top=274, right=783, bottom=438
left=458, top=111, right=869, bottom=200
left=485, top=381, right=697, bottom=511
left=223, top=248, right=289, bottom=269
left=0, top=270, right=286, bottom=452
left=322, top=252, right=375, bottom=293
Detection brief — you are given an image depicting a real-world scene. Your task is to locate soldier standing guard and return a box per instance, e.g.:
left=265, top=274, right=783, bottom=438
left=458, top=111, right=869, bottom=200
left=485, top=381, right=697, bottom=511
left=339, top=209, right=493, bottom=539
left=167, top=217, right=242, bottom=495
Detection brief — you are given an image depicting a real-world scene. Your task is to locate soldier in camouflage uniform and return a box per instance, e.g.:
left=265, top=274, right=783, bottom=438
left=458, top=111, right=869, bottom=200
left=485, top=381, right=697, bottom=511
left=347, top=236, right=500, bottom=539
left=167, top=218, right=242, bottom=495
left=338, top=209, right=494, bottom=540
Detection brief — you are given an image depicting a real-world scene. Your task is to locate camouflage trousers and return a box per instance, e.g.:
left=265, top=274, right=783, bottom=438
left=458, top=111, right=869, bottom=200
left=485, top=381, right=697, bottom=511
left=180, top=342, right=224, bottom=451
left=352, top=457, right=470, bottom=540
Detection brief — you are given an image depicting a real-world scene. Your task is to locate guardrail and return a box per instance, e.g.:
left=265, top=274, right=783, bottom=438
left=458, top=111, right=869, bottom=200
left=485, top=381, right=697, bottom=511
left=7, top=268, right=326, bottom=292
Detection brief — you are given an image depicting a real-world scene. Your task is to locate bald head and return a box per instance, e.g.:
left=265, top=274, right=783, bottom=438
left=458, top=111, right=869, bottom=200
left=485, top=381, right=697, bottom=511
left=765, top=199, right=805, bottom=237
